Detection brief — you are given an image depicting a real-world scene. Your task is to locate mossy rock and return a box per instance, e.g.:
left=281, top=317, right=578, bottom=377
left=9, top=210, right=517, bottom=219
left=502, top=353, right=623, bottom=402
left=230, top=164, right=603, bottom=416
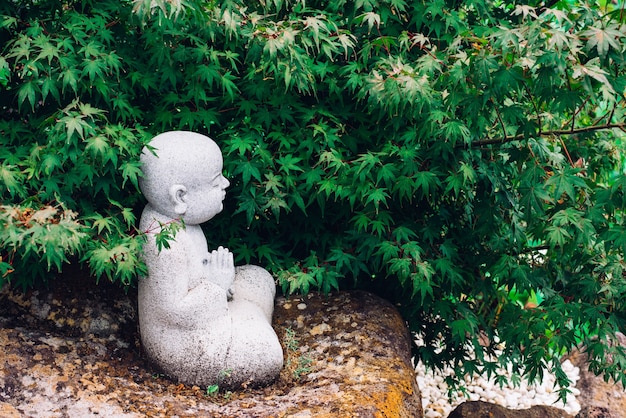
left=0, top=269, right=421, bottom=417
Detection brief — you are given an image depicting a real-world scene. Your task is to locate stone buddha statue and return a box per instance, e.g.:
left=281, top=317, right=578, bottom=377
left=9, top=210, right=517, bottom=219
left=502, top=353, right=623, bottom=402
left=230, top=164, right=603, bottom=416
left=137, top=131, right=283, bottom=389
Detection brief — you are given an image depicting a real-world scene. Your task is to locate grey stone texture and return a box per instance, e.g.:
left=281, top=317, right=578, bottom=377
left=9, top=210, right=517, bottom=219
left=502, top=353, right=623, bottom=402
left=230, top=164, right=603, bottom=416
left=0, top=278, right=423, bottom=417
left=137, top=131, right=283, bottom=388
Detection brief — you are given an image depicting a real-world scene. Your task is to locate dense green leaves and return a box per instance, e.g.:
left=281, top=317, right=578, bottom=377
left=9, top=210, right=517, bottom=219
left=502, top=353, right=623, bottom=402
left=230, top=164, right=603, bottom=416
left=1, top=0, right=626, bottom=397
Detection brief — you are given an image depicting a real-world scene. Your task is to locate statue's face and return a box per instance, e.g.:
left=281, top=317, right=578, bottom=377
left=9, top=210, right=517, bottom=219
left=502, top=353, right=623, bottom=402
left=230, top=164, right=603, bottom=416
left=183, top=155, right=230, bottom=224
left=139, top=132, right=231, bottom=224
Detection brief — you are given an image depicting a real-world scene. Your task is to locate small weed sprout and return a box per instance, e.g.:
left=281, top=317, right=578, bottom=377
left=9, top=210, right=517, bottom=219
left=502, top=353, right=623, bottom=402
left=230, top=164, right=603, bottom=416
left=293, top=355, right=313, bottom=381
left=206, top=368, right=232, bottom=397
left=284, top=327, right=299, bottom=351
left=206, top=384, right=219, bottom=397
left=283, top=327, right=313, bottom=381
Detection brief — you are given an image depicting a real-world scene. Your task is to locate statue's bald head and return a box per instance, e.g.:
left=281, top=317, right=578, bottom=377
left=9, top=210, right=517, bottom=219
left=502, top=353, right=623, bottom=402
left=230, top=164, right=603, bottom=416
left=139, top=131, right=223, bottom=215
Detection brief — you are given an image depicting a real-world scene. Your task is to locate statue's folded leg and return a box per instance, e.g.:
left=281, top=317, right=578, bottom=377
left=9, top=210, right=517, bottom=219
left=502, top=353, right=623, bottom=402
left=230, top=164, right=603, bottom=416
left=231, top=265, right=277, bottom=323
left=222, top=265, right=283, bottom=388
left=225, top=302, right=284, bottom=388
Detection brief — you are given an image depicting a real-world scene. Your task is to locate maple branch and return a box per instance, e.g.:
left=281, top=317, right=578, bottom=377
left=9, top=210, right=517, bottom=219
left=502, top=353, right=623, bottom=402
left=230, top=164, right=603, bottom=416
left=559, top=136, right=574, bottom=167
left=467, top=122, right=626, bottom=148
left=565, top=96, right=590, bottom=133
left=523, top=82, right=542, bottom=129
left=538, top=0, right=562, bottom=17
left=106, top=19, right=120, bottom=29
left=492, top=100, right=508, bottom=142
left=608, top=102, right=617, bottom=125
left=592, top=104, right=615, bottom=126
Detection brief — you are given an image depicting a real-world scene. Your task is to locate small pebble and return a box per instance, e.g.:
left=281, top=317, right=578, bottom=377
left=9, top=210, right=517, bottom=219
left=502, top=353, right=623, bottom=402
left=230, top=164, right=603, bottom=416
left=297, top=303, right=307, bottom=310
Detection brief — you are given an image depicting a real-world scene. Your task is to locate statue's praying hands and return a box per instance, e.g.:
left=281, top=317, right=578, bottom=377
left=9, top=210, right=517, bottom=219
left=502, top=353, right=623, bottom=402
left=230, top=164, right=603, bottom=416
left=202, top=246, right=235, bottom=300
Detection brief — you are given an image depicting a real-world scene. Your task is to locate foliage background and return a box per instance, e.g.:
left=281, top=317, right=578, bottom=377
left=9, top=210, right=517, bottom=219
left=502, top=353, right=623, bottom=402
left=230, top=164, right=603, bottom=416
left=2, top=0, right=626, bottom=395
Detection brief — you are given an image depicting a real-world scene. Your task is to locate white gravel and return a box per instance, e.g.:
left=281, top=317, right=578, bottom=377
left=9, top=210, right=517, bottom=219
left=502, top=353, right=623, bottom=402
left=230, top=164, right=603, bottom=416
left=413, top=334, right=582, bottom=417
left=415, top=355, right=581, bottom=417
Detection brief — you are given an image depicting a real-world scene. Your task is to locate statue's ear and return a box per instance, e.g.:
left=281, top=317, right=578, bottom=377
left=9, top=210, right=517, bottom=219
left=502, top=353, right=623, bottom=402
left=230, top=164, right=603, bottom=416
left=169, top=184, right=188, bottom=215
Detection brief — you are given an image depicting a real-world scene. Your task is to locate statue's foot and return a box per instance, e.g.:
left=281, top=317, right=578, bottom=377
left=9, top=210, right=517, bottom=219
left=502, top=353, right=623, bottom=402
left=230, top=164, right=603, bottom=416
left=223, top=316, right=284, bottom=389
left=223, top=265, right=283, bottom=388
left=232, top=265, right=277, bottom=322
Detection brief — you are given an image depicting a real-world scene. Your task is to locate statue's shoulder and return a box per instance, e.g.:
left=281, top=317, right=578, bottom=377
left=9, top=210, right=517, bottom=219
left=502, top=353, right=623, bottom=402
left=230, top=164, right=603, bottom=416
left=138, top=207, right=193, bottom=258
left=139, top=206, right=161, bottom=232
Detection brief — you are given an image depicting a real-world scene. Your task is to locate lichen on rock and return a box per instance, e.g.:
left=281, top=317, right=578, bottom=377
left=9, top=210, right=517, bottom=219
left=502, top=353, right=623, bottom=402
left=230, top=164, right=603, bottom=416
left=0, top=273, right=422, bottom=417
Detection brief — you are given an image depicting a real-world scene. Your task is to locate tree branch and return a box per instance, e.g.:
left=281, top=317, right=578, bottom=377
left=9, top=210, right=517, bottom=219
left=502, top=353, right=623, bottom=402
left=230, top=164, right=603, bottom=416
left=522, top=81, right=542, bottom=130
left=466, top=123, right=626, bottom=148
left=538, top=0, right=561, bottom=16
left=492, top=99, right=508, bottom=141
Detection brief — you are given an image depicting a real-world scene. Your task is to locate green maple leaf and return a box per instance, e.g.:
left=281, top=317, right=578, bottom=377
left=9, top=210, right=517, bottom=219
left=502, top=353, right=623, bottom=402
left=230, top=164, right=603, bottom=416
left=607, top=226, right=626, bottom=254
left=41, top=153, right=63, bottom=175
left=60, top=68, right=79, bottom=94
left=545, top=168, right=588, bottom=202
left=36, top=41, right=60, bottom=63
left=41, top=77, right=60, bottom=104
left=17, top=80, right=38, bottom=110
left=277, top=155, right=304, bottom=173
left=238, top=160, right=262, bottom=185
left=546, top=225, right=572, bottom=248
left=581, top=26, right=622, bottom=58
left=519, top=184, right=552, bottom=217
left=413, top=171, right=439, bottom=197
left=365, top=187, right=389, bottom=211
left=61, top=114, right=87, bottom=140
left=120, top=161, right=143, bottom=189
left=91, top=214, right=114, bottom=234
left=85, top=135, right=110, bottom=158
left=82, top=58, right=105, bottom=82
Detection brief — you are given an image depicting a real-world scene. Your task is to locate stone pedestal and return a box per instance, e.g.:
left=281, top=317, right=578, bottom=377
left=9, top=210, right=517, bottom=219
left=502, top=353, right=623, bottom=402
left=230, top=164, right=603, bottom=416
left=270, top=290, right=423, bottom=417
left=0, top=274, right=422, bottom=417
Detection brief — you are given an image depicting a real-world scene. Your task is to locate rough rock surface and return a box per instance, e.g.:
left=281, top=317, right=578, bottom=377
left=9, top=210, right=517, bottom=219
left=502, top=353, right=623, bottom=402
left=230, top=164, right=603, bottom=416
left=575, top=406, right=618, bottom=418
left=566, top=336, right=626, bottom=418
left=447, top=401, right=573, bottom=418
left=0, top=270, right=421, bottom=417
